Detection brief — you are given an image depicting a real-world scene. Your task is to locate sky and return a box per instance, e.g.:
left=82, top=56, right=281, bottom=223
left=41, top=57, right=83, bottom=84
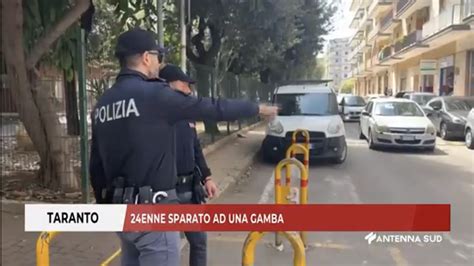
left=321, top=0, right=356, bottom=53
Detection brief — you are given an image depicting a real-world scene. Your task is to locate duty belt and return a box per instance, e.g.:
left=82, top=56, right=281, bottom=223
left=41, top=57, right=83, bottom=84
left=176, top=173, right=193, bottom=186
left=103, top=186, right=177, bottom=204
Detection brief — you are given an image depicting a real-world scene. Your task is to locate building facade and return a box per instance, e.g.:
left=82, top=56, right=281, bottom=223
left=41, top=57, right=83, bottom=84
left=349, top=0, right=474, bottom=96
left=327, top=38, right=352, bottom=91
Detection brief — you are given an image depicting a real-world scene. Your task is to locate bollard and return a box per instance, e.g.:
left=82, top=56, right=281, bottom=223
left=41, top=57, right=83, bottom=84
left=274, top=158, right=307, bottom=249
left=291, top=129, right=310, bottom=155
left=242, top=231, right=306, bottom=266
left=36, top=231, right=59, bottom=266
left=285, top=144, right=309, bottom=206
left=100, top=248, right=122, bottom=266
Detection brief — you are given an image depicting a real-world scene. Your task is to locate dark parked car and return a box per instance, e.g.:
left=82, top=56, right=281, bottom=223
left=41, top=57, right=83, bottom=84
left=424, top=96, right=474, bottom=140
left=396, top=91, right=436, bottom=106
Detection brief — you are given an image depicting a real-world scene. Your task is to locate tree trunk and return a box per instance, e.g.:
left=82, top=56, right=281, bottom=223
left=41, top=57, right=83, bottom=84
left=2, top=0, right=79, bottom=191
left=194, top=65, right=219, bottom=134
left=64, top=70, right=80, bottom=136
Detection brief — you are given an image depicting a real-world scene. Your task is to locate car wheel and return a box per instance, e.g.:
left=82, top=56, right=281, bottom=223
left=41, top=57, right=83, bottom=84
left=332, top=140, right=347, bottom=164
left=368, top=129, right=376, bottom=150
left=466, top=128, right=474, bottom=149
left=440, top=122, right=449, bottom=140
left=426, top=146, right=436, bottom=153
left=359, top=128, right=365, bottom=140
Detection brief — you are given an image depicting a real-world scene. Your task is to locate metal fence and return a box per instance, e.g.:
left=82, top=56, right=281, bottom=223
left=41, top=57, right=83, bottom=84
left=0, top=63, right=274, bottom=181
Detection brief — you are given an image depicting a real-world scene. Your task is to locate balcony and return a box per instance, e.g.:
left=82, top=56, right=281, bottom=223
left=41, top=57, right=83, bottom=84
left=394, top=30, right=422, bottom=53
left=368, top=0, right=393, bottom=19
left=422, top=5, right=464, bottom=39
left=462, top=0, right=474, bottom=21
left=396, top=0, right=430, bottom=19
left=379, top=45, right=393, bottom=61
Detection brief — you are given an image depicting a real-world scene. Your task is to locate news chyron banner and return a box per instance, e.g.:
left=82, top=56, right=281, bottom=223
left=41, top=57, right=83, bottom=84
left=25, top=204, right=451, bottom=232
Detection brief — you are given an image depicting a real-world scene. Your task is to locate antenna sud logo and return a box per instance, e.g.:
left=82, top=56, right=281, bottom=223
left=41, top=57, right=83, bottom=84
left=364, top=232, right=443, bottom=245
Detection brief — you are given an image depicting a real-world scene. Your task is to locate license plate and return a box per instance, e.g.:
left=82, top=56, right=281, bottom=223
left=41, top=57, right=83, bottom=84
left=401, top=135, right=415, bottom=141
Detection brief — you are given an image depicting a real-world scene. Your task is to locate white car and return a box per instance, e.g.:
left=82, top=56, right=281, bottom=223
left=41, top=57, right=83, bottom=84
left=337, top=95, right=366, bottom=121
left=262, top=82, right=347, bottom=164
left=465, top=108, right=474, bottom=149
left=359, top=98, right=436, bottom=151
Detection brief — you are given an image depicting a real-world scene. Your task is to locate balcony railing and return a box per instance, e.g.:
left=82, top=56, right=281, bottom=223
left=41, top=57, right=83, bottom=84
left=380, top=9, right=394, bottom=30
left=368, top=0, right=392, bottom=16
left=463, top=0, right=474, bottom=19
left=396, top=0, right=413, bottom=14
left=422, top=5, right=462, bottom=39
left=394, top=30, right=422, bottom=53
left=379, top=45, right=392, bottom=61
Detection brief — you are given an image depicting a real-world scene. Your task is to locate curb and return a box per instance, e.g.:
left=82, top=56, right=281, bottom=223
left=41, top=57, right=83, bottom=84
left=201, top=121, right=264, bottom=156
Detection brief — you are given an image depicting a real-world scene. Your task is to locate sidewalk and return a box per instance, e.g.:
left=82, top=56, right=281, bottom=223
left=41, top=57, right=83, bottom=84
left=1, top=124, right=265, bottom=266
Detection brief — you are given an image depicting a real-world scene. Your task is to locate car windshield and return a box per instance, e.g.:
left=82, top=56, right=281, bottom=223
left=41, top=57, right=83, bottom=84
left=411, top=95, right=435, bottom=106
left=276, top=93, right=338, bottom=116
left=343, top=96, right=366, bottom=106
left=373, top=102, right=424, bottom=117
left=445, top=98, right=474, bottom=111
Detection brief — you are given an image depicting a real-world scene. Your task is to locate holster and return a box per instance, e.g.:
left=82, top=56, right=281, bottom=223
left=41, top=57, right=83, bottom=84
left=191, top=166, right=208, bottom=204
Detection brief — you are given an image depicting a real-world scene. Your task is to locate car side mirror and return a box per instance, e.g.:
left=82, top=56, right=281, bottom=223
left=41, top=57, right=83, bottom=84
left=432, top=106, right=441, bottom=111
left=361, top=111, right=370, bottom=117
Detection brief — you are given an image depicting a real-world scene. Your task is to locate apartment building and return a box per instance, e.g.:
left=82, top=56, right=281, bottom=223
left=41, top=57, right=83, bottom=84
left=349, top=0, right=474, bottom=96
left=326, top=38, right=352, bottom=91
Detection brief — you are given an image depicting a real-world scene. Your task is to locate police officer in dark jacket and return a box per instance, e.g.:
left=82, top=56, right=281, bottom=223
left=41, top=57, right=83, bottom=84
left=160, top=64, right=216, bottom=266
left=89, top=28, right=277, bottom=266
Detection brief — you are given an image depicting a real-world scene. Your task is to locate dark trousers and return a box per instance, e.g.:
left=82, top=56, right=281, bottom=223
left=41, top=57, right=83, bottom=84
left=178, top=191, right=207, bottom=266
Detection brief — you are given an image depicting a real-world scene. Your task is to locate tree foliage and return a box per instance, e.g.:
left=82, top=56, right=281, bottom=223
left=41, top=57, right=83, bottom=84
left=187, top=0, right=336, bottom=83
left=340, top=79, right=355, bottom=94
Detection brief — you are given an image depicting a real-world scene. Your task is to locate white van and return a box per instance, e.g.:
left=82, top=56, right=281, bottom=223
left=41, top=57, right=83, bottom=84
left=262, top=82, right=347, bottom=164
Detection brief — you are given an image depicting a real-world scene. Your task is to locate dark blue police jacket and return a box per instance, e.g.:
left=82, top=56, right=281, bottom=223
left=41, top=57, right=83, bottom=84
left=89, top=69, right=258, bottom=201
left=175, top=120, right=211, bottom=179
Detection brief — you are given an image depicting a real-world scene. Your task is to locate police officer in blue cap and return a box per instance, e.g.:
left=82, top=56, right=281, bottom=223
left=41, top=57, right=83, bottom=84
left=160, top=64, right=216, bottom=266
left=89, top=28, right=277, bottom=266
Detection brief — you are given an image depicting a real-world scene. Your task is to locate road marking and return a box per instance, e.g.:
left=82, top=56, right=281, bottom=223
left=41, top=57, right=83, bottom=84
left=443, top=233, right=474, bottom=249
left=455, top=251, right=469, bottom=261
left=259, top=170, right=275, bottom=204
left=388, top=247, right=408, bottom=266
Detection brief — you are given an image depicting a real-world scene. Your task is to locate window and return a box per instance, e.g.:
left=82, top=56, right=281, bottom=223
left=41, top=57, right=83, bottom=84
left=366, top=102, right=374, bottom=113
left=336, top=52, right=339, bottom=56
left=344, top=74, right=348, bottom=78
left=345, top=52, right=348, bottom=55
left=275, top=93, right=339, bottom=116
left=335, top=59, right=339, bottom=63
left=374, top=102, right=424, bottom=116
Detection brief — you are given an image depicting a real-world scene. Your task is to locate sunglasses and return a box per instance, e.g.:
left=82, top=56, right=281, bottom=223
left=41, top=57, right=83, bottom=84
left=148, top=51, right=164, bottom=62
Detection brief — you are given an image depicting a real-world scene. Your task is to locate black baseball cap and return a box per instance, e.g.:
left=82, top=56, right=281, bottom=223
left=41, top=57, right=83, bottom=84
left=160, top=64, right=196, bottom=84
left=115, top=28, right=167, bottom=57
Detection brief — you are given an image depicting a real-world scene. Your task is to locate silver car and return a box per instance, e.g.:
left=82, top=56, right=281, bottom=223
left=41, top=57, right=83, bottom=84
left=359, top=98, right=436, bottom=151
left=465, top=108, right=474, bottom=149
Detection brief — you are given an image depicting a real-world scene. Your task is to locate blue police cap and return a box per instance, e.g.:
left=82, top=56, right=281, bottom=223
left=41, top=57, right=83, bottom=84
left=160, top=64, right=196, bottom=84
left=115, top=28, right=167, bottom=57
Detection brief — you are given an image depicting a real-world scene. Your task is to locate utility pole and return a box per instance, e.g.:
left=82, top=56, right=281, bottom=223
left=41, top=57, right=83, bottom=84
left=156, top=0, right=164, bottom=47
left=77, top=27, right=89, bottom=203
left=180, top=0, right=187, bottom=71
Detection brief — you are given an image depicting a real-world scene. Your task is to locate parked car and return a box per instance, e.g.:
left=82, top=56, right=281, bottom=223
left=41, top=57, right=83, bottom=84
left=464, top=108, right=474, bottom=149
left=337, top=95, right=366, bottom=121
left=262, top=81, right=347, bottom=164
left=424, top=96, right=474, bottom=140
left=359, top=98, right=436, bottom=151
left=365, top=94, right=385, bottom=102
left=396, top=91, right=436, bottom=106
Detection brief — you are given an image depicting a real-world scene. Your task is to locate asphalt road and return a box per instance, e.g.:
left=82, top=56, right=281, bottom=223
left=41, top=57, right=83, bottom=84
left=181, top=122, right=474, bottom=266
